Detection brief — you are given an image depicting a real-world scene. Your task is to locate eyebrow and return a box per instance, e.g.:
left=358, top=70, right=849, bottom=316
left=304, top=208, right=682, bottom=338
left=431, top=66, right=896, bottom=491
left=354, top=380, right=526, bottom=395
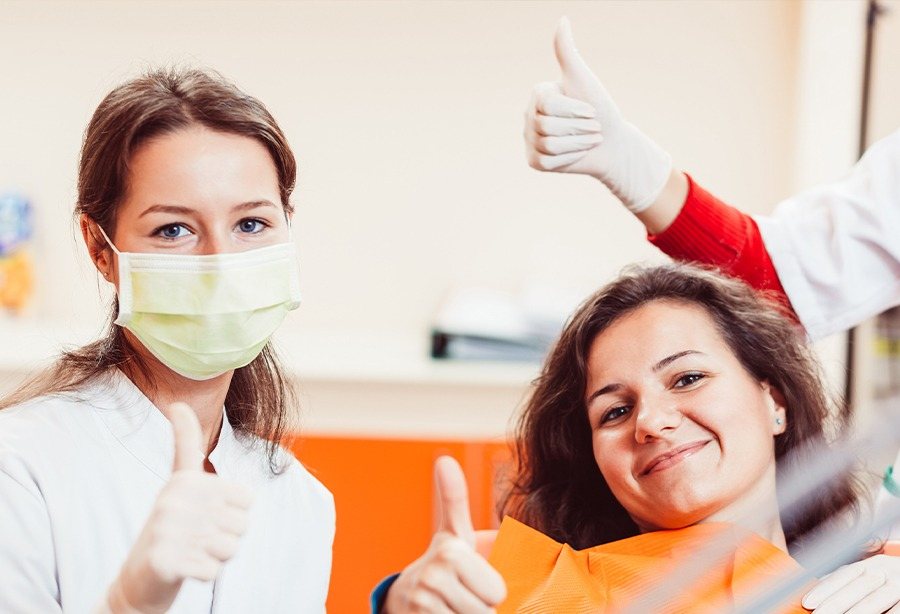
left=586, top=350, right=705, bottom=404
left=138, top=200, right=278, bottom=218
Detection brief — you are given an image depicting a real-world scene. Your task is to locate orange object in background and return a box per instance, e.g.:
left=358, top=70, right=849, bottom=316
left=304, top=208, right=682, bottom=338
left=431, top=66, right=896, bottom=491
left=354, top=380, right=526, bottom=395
left=290, top=436, right=512, bottom=613
left=0, top=250, right=33, bottom=312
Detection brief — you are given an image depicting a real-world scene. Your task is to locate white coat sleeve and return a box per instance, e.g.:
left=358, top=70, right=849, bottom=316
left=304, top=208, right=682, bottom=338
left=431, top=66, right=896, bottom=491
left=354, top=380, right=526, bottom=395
left=754, top=128, right=900, bottom=341
left=0, top=457, right=62, bottom=612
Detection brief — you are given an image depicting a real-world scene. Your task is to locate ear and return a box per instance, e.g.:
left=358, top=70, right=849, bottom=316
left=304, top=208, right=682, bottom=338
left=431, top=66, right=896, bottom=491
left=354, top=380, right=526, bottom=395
left=80, top=215, right=114, bottom=282
left=761, top=380, right=788, bottom=436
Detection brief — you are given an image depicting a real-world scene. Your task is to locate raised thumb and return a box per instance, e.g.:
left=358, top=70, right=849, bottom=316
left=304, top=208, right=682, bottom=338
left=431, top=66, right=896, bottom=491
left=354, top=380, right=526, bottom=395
left=169, top=402, right=204, bottom=473
left=434, top=455, right=476, bottom=547
left=554, top=16, right=595, bottom=96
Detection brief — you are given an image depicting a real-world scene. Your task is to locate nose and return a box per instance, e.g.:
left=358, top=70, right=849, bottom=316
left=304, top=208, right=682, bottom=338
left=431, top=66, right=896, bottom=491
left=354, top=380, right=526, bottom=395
left=198, top=228, right=230, bottom=255
left=633, top=395, right=683, bottom=443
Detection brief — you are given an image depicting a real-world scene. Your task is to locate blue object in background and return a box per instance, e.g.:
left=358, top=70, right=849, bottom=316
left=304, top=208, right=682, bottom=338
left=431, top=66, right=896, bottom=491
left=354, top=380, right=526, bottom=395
left=0, top=192, right=33, bottom=256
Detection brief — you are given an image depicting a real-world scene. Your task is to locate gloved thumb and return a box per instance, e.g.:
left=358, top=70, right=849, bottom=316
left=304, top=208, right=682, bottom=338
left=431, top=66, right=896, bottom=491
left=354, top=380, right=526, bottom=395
left=554, top=16, right=597, bottom=98
left=169, top=402, right=205, bottom=473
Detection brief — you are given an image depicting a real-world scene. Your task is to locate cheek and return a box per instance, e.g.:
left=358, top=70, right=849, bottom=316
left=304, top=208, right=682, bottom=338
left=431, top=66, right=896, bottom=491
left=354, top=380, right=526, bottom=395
left=269, top=219, right=291, bottom=241
left=704, top=395, right=778, bottom=476
left=693, top=383, right=771, bottom=440
left=592, top=434, right=632, bottom=491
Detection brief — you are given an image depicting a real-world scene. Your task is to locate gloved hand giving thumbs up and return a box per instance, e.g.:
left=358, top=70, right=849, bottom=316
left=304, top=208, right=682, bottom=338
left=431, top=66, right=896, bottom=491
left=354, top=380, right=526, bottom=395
left=103, top=402, right=254, bottom=614
left=383, top=456, right=507, bottom=613
left=525, top=17, right=673, bottom=214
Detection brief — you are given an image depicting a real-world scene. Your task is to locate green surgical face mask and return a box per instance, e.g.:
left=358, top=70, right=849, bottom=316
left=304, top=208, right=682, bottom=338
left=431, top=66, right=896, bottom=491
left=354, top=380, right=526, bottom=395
left=99, top=227, right=301, bottom=380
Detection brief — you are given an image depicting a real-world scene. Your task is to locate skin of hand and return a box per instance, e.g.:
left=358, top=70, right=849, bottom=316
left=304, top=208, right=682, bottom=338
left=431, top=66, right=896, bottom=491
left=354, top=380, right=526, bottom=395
left=524, top=17, right=688, bottom=232
left=801, top=555, right=900, bottom=614
left=105, top=402, right=254, bottom=614
left=383, top=456, right=507, bottom=613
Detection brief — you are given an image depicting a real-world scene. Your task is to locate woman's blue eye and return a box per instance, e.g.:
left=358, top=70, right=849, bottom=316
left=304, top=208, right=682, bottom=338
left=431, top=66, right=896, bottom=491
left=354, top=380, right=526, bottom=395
left=156, top=224, right=188, bottom=239
left=675, top=373, right=705, bottom=388
left=238, top=218, right=266, bottom=234
left=601, top=405, right=630, bottom=424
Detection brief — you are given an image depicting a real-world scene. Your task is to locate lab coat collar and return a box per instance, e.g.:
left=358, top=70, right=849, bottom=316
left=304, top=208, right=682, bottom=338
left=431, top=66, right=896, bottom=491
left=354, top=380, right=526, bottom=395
left=85, top=369, right=271, bottom=485
left=207, top=410, right=275, bottom=485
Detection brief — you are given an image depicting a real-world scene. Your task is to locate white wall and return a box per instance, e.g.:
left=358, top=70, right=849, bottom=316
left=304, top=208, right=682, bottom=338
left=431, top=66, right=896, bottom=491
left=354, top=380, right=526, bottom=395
left=870, top=0, right=900, bottom=143
left=0, top=0, right=840, bottom=438
left=789, top=0, right=867, bottom=407
left=1, top=1, right=800, bottom=330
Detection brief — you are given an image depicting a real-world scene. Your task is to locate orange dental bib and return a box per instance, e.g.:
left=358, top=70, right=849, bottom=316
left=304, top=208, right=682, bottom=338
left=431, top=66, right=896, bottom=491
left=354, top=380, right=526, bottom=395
left=488, top=517, right=811, bottom=613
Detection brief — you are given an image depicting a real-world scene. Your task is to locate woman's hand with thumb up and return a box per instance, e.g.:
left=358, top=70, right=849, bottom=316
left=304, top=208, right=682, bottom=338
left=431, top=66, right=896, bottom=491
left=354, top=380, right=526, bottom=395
left=383, top=456, right=506, bottom=613
left=102, top=402, right=253, bottom=614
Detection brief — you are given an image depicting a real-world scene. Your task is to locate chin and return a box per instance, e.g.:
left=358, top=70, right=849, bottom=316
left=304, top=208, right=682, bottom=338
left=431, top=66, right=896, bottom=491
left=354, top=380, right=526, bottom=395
left=636, top=502, right=715, bottom=532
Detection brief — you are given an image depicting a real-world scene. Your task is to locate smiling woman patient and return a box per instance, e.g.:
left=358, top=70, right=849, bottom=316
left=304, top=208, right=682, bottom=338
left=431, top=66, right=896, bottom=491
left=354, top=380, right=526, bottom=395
left=508, top=263, right=854, bottom=551
left=0, top=69, right=333, bottom=613
left=380, top=264, right=900, bottom=613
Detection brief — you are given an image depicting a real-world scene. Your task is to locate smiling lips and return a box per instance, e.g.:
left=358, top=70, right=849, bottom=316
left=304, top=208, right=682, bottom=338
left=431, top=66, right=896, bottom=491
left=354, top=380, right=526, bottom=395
left=640, top=440, right=712, bottom=476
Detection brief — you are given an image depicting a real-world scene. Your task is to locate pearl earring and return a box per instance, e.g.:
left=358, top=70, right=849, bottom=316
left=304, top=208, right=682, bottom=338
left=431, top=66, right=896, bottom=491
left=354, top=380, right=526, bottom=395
left=775, top=417, right=784, bottom=426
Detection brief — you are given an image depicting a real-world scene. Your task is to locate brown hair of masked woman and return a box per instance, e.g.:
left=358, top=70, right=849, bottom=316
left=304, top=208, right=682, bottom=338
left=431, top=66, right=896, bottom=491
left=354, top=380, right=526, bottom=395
left=1, top=68, right=297, bottom=472
left=499, top=263, right=863, bottom=553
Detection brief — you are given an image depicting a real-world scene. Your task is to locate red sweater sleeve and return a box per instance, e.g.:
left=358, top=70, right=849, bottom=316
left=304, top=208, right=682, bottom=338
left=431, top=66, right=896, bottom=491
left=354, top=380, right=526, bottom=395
left=648, top=174, right=796, bottom=317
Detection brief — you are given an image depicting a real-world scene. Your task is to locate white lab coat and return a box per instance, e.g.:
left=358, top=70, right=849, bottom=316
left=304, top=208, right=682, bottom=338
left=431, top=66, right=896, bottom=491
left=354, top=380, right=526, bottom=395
left=0, top=369, right=334, bottom=613
left=755, top=128, right=900, bottom=341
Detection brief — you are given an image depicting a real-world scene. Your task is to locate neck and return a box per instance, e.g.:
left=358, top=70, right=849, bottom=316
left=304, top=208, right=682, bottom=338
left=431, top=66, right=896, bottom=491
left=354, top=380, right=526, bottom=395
left=702, top=464, right=788, bottom=552
left=120, top=330, right=231, bottom=457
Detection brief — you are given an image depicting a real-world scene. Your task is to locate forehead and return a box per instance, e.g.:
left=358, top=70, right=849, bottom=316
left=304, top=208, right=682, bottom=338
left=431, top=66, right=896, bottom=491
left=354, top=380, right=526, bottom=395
left=125, top=126, right=279, bottom=199
left=587, top=300, right=735, bottom=374
left=132, top=124, right=271, bottom=162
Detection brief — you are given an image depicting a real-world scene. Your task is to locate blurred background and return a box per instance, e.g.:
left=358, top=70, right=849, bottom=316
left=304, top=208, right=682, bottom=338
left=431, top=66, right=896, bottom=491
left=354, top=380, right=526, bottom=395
left=1, top=0, right=899, bottom=609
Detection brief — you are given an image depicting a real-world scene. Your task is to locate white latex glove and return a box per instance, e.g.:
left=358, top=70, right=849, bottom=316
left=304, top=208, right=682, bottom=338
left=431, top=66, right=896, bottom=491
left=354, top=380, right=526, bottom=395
left=384, top=456, right=506, bottom=613
left=102, top=402, right=253, bottom=614
left=801, top=555, right=900, bottom=613
left=524, top=16, right=672, bottom=213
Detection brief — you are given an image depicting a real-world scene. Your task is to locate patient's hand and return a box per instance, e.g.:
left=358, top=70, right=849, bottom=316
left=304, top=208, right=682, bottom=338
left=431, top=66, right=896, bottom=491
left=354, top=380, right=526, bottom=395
left=383, top=456, right=506, bottom=613
left=801, top=554, right=900, bottom=613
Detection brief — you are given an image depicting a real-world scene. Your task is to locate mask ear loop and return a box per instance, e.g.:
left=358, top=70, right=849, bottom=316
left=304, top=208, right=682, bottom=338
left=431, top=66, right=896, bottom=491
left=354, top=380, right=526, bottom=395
left=94, top=222, right=122, bottom=266
left=92, top=222, right=121, bottom=275
left=93, top=223, right=133, bottom=326
left=94, top=223, right=120, bottom=253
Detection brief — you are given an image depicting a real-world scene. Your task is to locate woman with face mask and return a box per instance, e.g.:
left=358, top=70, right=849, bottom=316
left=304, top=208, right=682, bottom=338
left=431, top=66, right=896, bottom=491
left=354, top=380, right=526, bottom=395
left=0, top=69, right=333, bottom=613
left=378, top=264, right=899, bottom=613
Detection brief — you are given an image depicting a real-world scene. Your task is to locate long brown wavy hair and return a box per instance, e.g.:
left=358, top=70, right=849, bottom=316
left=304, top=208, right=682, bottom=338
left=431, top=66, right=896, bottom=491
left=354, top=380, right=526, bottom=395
left=1, top=68, right=297, bottom=471
left=500, top=263, right=862, bottom=553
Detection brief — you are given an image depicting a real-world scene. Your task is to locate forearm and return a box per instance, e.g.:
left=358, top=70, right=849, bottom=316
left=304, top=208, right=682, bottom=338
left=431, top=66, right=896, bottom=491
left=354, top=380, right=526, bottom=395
left=633, top=169, right=688, bottom=235
left=643, top=173, right=796, bottom=317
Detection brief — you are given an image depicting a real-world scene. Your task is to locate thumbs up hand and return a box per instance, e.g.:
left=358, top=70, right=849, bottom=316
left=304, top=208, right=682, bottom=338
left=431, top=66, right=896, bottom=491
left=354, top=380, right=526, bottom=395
left=383, top=456, right=506, bottom=613
left=525, top=17, right=672, bottom=213
left=103, top=403, right=254, bottom=614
